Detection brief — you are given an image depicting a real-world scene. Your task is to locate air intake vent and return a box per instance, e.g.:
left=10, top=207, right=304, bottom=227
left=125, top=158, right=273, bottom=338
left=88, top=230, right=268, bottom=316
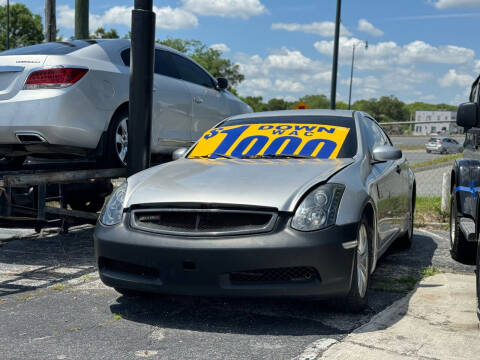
left=229, top=267, right=319, bottom=284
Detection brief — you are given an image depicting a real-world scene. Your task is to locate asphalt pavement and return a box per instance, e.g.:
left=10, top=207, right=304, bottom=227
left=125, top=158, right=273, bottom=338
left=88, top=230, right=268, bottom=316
left=0, top=226, right=474, bottom=360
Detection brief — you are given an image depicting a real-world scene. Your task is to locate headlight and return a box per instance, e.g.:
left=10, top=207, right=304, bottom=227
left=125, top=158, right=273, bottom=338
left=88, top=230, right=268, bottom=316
left=291, top=183, right=345, bottom=231
left=100, top=182, right=127, bottom=226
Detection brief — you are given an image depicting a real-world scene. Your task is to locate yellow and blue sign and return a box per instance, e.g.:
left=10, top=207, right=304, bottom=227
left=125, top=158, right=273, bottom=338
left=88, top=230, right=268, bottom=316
left=188, top=123, right=350, bottom=159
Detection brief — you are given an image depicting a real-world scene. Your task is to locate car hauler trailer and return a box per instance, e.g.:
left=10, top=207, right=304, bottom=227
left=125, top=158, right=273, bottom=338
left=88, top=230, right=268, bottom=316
left=0, top=165, right=125, bottom=233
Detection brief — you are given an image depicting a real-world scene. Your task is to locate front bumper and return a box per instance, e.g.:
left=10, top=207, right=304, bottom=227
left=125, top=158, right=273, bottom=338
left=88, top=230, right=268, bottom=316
left=94, top=215, right=358, bottom=298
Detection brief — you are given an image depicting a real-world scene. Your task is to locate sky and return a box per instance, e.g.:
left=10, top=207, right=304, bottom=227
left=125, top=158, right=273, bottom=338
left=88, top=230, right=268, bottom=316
left=7, top=0, right=480, bottom=105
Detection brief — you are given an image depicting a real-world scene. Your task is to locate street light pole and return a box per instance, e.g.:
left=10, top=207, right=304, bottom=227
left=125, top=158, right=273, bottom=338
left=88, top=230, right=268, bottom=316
left=127, top=0, right=155, bottom=176
left=347, top=41, right=368, bottom=110
left=6, top=0, right=10, bottom=50
left=329, top=0, right=341, bottom=110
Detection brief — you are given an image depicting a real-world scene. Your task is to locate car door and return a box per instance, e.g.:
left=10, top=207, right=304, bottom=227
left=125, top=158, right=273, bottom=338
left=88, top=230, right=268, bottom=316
left=363, top=117, right=401, bottom=248
left=168, top=52, right=231, bottom=141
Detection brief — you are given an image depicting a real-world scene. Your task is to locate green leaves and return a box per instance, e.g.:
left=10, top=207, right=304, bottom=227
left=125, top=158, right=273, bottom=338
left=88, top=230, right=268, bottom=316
left=0, top=4, right=44, bottom=51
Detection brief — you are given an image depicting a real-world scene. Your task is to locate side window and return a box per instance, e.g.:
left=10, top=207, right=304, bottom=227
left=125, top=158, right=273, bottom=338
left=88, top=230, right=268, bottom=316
left=154, top=50, right=178, bottom=78
left=121, top=49, right=130, bottom=67
left=169, top=53, right=215, bottom=88
left=470, top=83, right=478, bottom=103
left=364, top=117, right=389, bottom=151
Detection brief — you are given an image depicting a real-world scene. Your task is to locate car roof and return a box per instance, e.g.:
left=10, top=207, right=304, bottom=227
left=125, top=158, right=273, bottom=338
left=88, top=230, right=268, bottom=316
left=226, top=109, right=356, bottom=121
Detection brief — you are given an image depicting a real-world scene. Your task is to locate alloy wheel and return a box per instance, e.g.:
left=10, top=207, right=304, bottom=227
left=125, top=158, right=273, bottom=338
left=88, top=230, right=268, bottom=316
left=115, top=118, right=128, bottom=166
left=357, top=223, right=369, bottom=298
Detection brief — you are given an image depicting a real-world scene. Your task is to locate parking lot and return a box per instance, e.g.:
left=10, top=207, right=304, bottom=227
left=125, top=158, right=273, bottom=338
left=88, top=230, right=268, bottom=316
left=0, top=225, right=474, bottom=360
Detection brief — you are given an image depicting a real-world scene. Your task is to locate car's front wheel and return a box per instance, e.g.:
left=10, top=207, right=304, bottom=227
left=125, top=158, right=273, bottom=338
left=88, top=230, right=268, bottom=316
left=450, top=191, right=476, bottom=265
left=344, top=215, right=371, bottom=312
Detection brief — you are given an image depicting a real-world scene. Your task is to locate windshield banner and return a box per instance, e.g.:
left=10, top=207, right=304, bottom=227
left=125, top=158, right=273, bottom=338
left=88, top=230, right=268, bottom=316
left=188, top=123, right=350, bottom=159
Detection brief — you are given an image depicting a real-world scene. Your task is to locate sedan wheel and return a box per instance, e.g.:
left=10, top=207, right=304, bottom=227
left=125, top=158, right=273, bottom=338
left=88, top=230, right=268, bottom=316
left=343, top=215, right=371, bottom=312
left=115, top=118, right=128, bottom=166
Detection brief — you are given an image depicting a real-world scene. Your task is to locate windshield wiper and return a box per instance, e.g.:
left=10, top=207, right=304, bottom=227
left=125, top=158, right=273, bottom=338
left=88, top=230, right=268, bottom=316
left=240, top=154, right=317, bottom=159
left=191, top=153, right=233, bottom=159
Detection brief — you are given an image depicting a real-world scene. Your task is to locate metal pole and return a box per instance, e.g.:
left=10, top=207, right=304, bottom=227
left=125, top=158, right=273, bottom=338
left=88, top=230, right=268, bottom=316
left=329, top=0, right=341, bottom=110
left=127, top=0, right=155, bottom=176
left=45, top=0, right=56, bottom=42
left=75, top=0, right=89, bottom=39
left=348, top=44, right=356, bottom=110
left=6, top=0, right=9, bottom=50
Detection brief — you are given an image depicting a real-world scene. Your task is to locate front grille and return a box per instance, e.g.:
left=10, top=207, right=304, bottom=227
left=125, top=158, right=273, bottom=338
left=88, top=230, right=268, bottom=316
left=131, top=208, right=276, bottom=236
left=229, top=267, right=319, bottom=284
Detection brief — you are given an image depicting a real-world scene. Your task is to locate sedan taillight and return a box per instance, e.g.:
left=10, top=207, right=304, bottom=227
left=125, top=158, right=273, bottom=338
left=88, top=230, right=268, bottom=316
left=24, top=68, right=88, bottom=89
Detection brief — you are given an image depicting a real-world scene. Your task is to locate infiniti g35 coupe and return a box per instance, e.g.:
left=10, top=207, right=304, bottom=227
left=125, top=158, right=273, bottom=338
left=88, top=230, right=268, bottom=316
left=0, top=39, right=251, bottom=168
left=94, top=109, right=416, bottom=311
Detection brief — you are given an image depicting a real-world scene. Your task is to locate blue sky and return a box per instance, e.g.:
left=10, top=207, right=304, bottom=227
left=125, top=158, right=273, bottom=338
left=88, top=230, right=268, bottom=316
left=8, top=0, right=480, bottom=105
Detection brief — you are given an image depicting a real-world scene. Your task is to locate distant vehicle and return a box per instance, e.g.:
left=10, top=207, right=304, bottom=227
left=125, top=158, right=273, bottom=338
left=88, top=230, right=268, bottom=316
left=425, top=136, right=463, bottom=154
left=94, top=109, right=416, bottom=312
left=0, top=39, right=252, bottom=169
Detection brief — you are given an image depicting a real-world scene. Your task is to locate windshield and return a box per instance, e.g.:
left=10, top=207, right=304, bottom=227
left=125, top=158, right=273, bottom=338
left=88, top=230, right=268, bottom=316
left=188, top=116, right=357, bottom=159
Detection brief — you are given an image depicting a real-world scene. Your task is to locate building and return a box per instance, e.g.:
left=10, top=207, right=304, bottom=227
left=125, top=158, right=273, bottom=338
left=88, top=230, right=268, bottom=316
left=414, top=110, right=461, bottom=135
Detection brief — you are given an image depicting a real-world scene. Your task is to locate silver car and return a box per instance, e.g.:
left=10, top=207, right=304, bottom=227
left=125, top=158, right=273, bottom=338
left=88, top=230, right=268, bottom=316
left=94, top=110, right=416, bottom=311
left=0, top=39, right=251, bottom=168
left=425, top=136, right=463, bottom=154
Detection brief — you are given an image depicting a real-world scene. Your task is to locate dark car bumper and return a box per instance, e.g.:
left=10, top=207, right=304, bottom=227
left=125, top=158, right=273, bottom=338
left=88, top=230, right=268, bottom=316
left=94, top=218, right=358, bottom=298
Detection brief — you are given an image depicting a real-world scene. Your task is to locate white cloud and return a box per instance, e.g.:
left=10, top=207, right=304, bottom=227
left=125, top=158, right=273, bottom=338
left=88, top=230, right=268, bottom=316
left=210, top=43, right=230, bottom=53
left=271, top=22, right=351, bottom=37
left=431, top=0, right=480, bottom=9
left=314, top=36, right=475, bottom=70
left=438, top=69, right=474, bottom=87
left=357, top=19, right=383, bottom=37
left=274, top=79, right=305, bottom=92
left=182, top=0, right=266, bottom=19
left=266, top=47, right=316, bottom=70
left=57, top=5, right=198, bottom=32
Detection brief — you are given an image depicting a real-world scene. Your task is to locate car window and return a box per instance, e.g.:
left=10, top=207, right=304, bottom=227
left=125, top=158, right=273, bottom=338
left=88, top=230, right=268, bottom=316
left=187, top=116, right=358, bottom=159
left=451, top=139, right=458, bottom=144
left=121, top=49, right=179, bottom=78
left=169, top=53, right=215, bottom=88
left=0, top=40, right=96, bottom=56
left=363, top=117, right=389, bottom=151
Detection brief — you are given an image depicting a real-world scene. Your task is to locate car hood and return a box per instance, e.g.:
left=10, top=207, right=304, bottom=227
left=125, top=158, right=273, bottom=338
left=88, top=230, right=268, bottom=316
left=126, top=158, right=354, bottom=212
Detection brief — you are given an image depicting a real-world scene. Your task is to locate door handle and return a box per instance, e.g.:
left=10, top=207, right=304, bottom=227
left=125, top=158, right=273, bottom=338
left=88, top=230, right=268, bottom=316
left=193, top=96, right=204, bottom=104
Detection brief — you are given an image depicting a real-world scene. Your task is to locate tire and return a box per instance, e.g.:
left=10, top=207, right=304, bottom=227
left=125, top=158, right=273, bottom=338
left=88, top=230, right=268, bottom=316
left=426, top=150, right=431, bottom=153
left=68, top=196, right=106, bottom=213
left=0, top=156, right=26, bottom=170
left=450, top=191, right=477, bottom=265
left=343, top=216, right=371, bottom=312
left=105, top=108, right=128, bottom=168
left=396, top=199, right=414, bottom=249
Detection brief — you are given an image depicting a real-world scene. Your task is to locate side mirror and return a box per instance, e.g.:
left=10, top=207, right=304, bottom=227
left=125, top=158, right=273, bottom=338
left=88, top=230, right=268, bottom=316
left=372, top=145, right=402, bottom=162
left=457, top=102, right=478, bottom=129
left=172, top=147, right=188, bottom=160
left=216, top=77, right=228, bottom=90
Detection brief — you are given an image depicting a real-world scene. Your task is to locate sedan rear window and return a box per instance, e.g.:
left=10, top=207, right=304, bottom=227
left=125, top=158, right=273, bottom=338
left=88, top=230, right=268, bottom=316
left=0, top=40, right=96, bottom=56
left=188, top=116, right=357, bottom=159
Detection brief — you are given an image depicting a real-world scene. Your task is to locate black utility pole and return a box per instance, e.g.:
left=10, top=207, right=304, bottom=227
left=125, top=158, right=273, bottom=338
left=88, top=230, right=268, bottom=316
left=75, top=0, right=89, bottom=39
left=127, top=0, right=155, bottom=176
left=329, top=0, right=341, bottom=110
left=6, top=0, right=10, bottom=50
left=45, top=0, right=56, bottom=42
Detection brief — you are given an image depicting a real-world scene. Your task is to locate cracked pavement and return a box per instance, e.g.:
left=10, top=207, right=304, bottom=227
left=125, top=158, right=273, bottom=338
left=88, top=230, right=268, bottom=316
left=0, top=226, right=475, bottom=360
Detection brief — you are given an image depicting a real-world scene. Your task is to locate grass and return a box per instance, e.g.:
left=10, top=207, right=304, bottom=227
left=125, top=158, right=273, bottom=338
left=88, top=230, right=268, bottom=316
left=17, top=293, right=36, bottom=300
left=423, top=266, right=441, bottom=278
left=415, top=196, right=447, bottom=225
left=50, top=284, right=65, bottom=291
left=410, top=153, right=462, bottom=169
left=113, top=313, right=123, bottom=320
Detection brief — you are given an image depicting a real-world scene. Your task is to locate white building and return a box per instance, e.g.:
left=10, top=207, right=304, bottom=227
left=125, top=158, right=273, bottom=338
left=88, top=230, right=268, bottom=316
left=414, top=110, right=460, bottom=135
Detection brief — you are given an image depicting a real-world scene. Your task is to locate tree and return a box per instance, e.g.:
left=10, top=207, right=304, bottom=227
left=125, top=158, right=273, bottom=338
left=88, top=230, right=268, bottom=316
left=92, top=27, right=119, bottom=39
left=302, top=95, right=330, bottom=109
left=158, top=38, right=244, bottom=88
left=0, top=4, right=43, bottom=51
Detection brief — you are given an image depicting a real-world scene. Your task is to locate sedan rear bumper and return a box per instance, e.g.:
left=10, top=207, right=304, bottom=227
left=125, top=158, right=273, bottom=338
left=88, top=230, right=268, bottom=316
left=94, top=219, right=358, bottom=298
